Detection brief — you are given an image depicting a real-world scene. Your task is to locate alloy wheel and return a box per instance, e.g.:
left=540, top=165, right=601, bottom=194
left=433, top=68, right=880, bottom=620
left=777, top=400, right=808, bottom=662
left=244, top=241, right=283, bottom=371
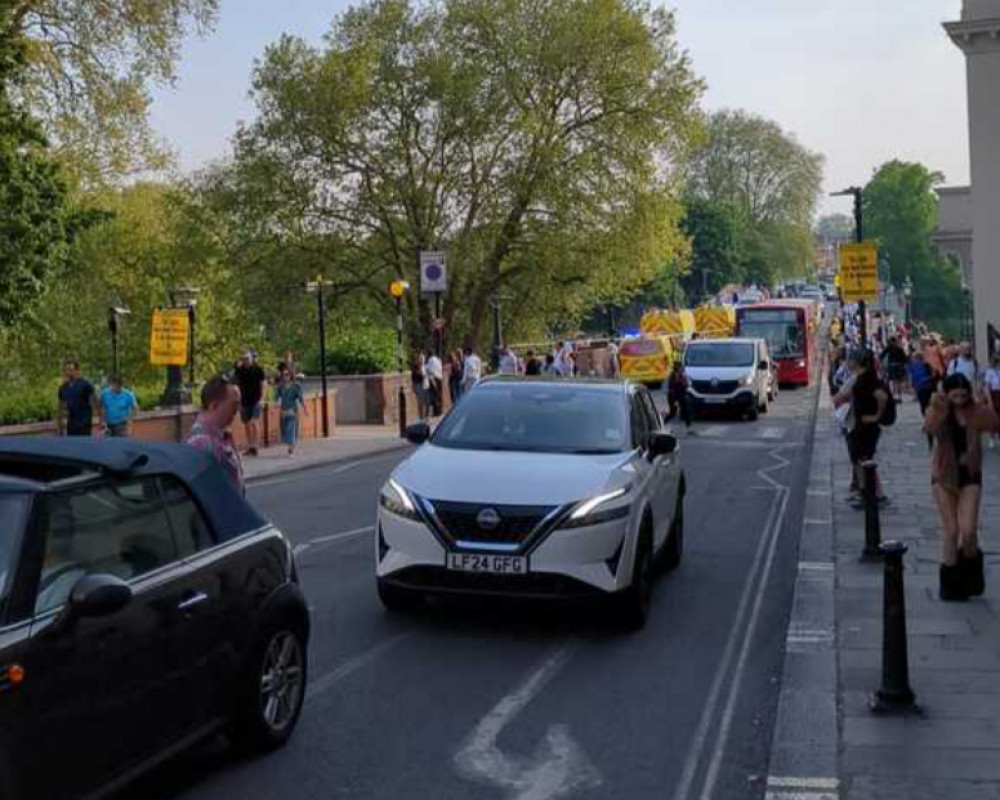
left=259, top=631, right=305, bottom=734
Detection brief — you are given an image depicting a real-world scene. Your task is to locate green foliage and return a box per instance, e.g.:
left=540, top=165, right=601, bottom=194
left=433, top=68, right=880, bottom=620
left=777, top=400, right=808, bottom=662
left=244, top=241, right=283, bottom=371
left=0, top=5, right=89, bottom=329
left=15, top=0, right=219, bottom=180
left=683, top=109, right=823, bottom=288
left=0, top=382, right=161, bottom=426
left=322, top=326, right=396, bottom=376
left=862, top=160, right=963, bottom=334
left=214, top=0, right=703, bottom=351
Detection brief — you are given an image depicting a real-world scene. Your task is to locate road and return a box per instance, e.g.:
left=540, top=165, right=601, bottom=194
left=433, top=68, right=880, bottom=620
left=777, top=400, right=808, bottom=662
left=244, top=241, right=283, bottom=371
left=123, top=378, right=821, bottom=800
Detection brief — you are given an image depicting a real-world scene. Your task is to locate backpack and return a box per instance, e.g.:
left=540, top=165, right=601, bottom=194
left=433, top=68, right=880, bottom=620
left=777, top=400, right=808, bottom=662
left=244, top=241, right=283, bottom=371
left=877, top=381, right=897, bottom=427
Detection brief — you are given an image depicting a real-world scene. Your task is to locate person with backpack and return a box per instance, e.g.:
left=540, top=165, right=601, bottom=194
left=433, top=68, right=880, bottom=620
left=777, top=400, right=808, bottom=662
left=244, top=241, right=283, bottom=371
left=924, top=374, right=998, bottom=601
left=834, top=350, right=890, bottom=506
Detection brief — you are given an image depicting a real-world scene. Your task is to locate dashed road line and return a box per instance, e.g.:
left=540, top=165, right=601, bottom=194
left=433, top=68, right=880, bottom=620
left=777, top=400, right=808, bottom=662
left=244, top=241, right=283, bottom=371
left=765, top=775, right=839, bottom=799
left=306, top=633, right=411, bottom=701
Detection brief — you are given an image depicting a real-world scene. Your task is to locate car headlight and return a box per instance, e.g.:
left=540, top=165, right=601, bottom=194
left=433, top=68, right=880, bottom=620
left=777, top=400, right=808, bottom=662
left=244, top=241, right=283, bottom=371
left=560, top=486, right=632, bottom=530
left=379, top=478, right=421, bottom=521
left=741, top=373, right=755, bottom=386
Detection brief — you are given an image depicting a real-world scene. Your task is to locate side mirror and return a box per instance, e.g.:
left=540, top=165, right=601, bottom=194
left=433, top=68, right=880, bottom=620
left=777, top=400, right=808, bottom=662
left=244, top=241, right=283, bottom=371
left=404, top=422, right=431, bottom=445
left=61, top=574, right=132, bottom=626
left=758, top=361, right=769, bottom=371
left=647, top=431, right=678, bottom=459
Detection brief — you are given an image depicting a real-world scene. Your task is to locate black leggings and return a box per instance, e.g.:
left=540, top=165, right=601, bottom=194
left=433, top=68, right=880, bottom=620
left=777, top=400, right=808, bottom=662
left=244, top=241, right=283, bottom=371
left=667, top=393, right=692, bottom=428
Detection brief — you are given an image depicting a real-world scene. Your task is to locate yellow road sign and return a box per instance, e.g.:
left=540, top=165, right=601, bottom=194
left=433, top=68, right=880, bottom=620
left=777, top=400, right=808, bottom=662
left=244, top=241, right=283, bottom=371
left=838, top=243, right=879, bottom=303
left=150, top=308, right=190, bottom=366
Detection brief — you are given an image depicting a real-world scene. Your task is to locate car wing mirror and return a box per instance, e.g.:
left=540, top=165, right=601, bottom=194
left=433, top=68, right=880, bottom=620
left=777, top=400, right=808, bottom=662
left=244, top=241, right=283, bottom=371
left=647, top=431, right=678, bottom=459
left=404, top=422, right=431, bottom=445
left=64, top=574, right=132, bottom=624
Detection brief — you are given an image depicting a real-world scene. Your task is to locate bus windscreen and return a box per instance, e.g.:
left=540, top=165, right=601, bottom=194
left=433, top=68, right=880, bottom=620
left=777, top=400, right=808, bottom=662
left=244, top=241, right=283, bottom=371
left=739, top=309, right=805, bottom=359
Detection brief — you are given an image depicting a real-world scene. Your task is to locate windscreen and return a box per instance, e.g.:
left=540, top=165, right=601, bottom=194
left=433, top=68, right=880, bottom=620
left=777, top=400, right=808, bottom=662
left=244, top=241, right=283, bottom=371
left=620, top=339, right=663, bottom=357
left=739, top=309, right=805, bottom=359
left=0, top=495, right=28, bottom=618
left=433, top=385, right=629, bottom=454
left=684, top=342, right=755, bottom=368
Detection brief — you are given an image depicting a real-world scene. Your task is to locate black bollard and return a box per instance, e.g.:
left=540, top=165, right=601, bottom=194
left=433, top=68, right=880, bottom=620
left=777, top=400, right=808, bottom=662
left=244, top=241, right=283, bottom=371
left=398, top=385, right=408, bottom=439
left=860, top=460, right=882, bottom=562
left=870, top=541, right=920, bottom=715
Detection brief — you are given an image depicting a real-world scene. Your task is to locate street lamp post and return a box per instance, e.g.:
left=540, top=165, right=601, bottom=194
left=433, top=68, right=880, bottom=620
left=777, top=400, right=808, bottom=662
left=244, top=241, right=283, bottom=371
left=390, top=280, right=410, bottom=437
left=491, top=294, right=503, bottom=371
left=832, top=187, right=867, bottom=349
left=305, top=277, right=334, bottom=439
left=107, top=302, right=131, bottom=382
left=903, top=277, right=913, bottom=328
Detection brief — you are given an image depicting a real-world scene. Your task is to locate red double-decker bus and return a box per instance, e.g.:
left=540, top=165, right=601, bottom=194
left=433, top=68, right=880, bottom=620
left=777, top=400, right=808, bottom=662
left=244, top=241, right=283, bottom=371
left=736, top=301, right=817, bottom=386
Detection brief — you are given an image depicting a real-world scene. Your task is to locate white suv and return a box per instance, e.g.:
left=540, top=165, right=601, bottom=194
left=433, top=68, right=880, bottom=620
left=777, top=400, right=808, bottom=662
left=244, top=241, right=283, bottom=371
left=375, top=378, right=686, bottom=630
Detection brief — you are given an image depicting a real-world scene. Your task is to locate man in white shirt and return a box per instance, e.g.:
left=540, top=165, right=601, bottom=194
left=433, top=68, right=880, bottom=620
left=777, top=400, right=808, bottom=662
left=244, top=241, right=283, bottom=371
left=462, top=347, right=482, bottom=393
left=426, top=352, right=444, bottom=415
left=498, top=346, right=519, bottom=375
left=947, top=341, right=979, bottom=386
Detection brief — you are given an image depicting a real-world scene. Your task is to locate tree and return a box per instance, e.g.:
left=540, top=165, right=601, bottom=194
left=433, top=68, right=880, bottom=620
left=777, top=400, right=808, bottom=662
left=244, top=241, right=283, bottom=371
left=685, top=109, right=823, bottom=283
left=815, top=213, right=854, bottom=248
left=862, top=160, right=963, bottom=334
left=219, top=0, right=703, bottom=349
left=0, top=3, right=85, bottom=330
left=12, top=0, right=218, bottom=180
left=678, top=197, right=744, bottom=300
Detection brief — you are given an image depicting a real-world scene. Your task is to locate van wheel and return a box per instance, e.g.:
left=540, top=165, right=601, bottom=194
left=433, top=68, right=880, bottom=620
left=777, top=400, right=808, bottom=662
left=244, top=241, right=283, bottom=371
left=747, top=405, right=759, bottom=421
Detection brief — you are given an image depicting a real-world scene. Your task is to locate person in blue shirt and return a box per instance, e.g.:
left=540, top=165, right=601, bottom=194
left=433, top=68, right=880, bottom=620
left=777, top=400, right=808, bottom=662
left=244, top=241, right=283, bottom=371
left=908, top=351, right=936, bottom=416
left=100, top=376, right=138, bottom=437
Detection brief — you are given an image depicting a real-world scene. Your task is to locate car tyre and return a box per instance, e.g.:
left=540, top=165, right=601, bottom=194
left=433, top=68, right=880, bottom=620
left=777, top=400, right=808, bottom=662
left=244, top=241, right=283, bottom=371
left=747, top=404, right=760, bottom=421
left=615, top=530, right=653, bottom=632
left=662, top=495, right=684, bottom=572
left=377, top=579, right=424, bottom=613
left=229, top=623, right=307, bottom=754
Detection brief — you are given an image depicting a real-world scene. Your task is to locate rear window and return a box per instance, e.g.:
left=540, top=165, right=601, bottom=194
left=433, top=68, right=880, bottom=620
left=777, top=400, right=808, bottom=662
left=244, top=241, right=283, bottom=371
left=0, top=495, right=29, bottom=620
left=685, top=343, right=755, bottom=367
left=621, top=339, right=664, bottom=357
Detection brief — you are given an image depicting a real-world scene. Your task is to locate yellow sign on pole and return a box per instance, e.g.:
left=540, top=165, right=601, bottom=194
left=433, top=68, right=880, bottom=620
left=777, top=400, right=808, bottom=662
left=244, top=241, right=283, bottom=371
left=150, top=308, right=190, bottom=366
left=838, top=243, right=879, bottom=303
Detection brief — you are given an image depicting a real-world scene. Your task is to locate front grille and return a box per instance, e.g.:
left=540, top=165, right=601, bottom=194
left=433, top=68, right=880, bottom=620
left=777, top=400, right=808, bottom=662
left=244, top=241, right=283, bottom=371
left=428, top=500, right=556, bottom=546
left=691, top=379, right=740, bottom=395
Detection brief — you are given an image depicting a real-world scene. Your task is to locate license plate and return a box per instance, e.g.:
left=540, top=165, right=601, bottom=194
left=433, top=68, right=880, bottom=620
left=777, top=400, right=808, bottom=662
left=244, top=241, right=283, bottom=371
left=702, top=396, right=726, bottom=404
left=446, top=553, right=528, bottom=575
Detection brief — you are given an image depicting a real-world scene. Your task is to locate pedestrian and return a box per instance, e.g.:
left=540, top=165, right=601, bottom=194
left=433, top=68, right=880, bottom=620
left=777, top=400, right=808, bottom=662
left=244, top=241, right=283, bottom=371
left=426, top=350, right=444, bottom=416
left=983, top=355, right=1000, bottom=449
left=908, top=351, right=936, bottom=417
left=498, top=345, right=519, bottom=375
left=834, top=350, right=890, bottom=505
left=947, top=341, right=979, bottom=386
left=56, top=360, right=100, bottom=437
left=462, top=346, right=482, bottom=394
left=665, top=361, right=693, bottom=435
left=924, top=374, right=998, bottom=601
left=828, top=340, right=845, bottom=396
left=541, top=353, right=559, bottom=376
left=275, top=366, right=308, bottom=456
left=100, top=376, right=138, bottom=438
left=524, top=350, right=542, bottom=376
left=608, top=340, right=620, bottom=378
left=449, top=349, right=465, bottom=403
left=411, top=352, right=430, bottom=420
left=233, top=351, right=266, bottom=456
left=881, top=336, right=909, bottom=400
left=554, top=341, right=574, bottom=376
left=186, top=375, right=244, bottom=493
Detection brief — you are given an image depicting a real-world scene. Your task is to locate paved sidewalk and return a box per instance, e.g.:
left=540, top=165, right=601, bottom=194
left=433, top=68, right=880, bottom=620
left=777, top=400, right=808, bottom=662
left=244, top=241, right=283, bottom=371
left=833, top=398, right=1000, bottom=799
left=769, top=385, right=1000, bottom=800
left=242, top=424, right=412, bottom=483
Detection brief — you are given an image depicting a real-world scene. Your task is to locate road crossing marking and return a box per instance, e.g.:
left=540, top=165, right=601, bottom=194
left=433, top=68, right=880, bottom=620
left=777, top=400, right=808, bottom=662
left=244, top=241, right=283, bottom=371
left=760, top=427, right=784, bottom=439
left=765, top=775, right=839, bottom=800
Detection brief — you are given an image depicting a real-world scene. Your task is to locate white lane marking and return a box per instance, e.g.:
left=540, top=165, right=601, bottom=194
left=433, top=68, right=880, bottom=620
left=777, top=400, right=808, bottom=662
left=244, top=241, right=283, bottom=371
left=671, top=447, right=790, bottom=800
left=760, top=427, right=784, bottom=439
left=696, top=448, right=791, bottom=800
left=454, top=641, right=601, bottom=800
left=699, top=426, right=727, bottom=438
left=797, top=561, right=834, bottom=572
left=768, top=777, right=839, bottom=790
left=249, top=450, right=404, bottom=489
left=311, top=525, right=374, bottom=545
left=803, top=518, right=832, bottom=525
left=293, top=543, right=311, bottom=556
left=765, top=793, right=838, bottom=800
left=306, top=633, right=411, bottom=701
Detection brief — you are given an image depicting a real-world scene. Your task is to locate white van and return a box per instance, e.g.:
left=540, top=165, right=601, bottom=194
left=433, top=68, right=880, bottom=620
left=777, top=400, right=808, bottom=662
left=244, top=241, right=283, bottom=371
left=684, top=338, right=775, bottom=421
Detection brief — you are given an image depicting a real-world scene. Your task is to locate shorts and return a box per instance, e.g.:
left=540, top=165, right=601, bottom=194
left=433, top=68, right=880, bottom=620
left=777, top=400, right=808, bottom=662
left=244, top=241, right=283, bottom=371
left=240, top=403, right=263, bottom=424
left=887, top=364, right=906, bottom=382
left=847, top=425, right=881, bottom=463
left=105, top=422, right=129, bottom=438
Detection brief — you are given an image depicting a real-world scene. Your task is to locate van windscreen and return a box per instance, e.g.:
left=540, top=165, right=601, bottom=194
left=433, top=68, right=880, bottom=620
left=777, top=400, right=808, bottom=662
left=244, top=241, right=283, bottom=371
left=684, top=343, right=755, bottom=367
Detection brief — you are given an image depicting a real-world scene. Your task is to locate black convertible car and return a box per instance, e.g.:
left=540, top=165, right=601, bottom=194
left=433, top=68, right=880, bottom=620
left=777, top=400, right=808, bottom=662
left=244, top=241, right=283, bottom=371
left=0, top=439, right=310, bottom=800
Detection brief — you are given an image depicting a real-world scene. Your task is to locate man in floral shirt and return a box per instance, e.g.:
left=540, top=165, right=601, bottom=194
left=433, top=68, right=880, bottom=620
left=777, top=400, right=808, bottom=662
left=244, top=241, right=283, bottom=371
left=186, top=375, right=245, bottom=493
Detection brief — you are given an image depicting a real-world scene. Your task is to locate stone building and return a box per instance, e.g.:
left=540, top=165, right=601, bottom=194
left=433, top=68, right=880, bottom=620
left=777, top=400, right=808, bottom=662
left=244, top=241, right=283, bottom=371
left=944, top=0, right=1000, bottom=356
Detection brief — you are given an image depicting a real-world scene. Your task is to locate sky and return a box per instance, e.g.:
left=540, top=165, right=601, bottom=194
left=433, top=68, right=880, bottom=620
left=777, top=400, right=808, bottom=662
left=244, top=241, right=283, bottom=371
left=149, top=0, right=971, bottom=216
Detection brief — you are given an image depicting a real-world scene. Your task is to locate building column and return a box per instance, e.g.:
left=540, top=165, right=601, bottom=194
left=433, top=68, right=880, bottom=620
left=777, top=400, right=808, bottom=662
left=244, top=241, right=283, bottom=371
left=946, top=2, right=1000, bottom=357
